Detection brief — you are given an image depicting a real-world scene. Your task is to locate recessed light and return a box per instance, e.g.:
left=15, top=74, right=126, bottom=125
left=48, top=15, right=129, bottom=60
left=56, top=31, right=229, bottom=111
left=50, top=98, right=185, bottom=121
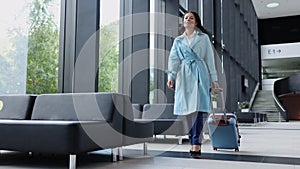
left=266, top=2, right=279, bottom=8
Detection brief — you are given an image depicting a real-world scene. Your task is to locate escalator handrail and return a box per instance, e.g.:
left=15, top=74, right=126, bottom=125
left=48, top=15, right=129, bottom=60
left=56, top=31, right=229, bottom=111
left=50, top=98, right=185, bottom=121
left=273, top=72, right=300, bottom=121
left=272, top=88, right=286, bottom=113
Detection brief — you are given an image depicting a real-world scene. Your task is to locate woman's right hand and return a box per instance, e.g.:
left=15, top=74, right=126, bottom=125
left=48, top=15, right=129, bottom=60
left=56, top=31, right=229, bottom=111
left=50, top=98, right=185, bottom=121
left=167, top=80, right=174, bottom=90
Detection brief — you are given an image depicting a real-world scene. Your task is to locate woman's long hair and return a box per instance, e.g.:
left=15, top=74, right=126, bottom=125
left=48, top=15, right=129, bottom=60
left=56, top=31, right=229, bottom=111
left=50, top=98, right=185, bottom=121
left=180, top=11, right=206, bottom=34
left=179, top=11, right=208, bottom=34
left=188, top=11, right=206, bottom=33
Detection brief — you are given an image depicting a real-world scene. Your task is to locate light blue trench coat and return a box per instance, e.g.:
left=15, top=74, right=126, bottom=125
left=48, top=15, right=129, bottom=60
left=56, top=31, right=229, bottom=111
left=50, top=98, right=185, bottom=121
left=167, top=31, right=218, bottom=115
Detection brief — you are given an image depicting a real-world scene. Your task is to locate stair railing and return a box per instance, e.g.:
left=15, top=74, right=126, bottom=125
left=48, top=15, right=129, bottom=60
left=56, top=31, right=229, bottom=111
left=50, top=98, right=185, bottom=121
left=272, top=88, right=286, bottom=121
left=249, top=82, right=260, bottom=111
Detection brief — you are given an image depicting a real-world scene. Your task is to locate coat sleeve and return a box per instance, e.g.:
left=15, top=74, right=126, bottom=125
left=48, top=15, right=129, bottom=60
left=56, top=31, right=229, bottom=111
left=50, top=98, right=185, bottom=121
left=203, top=35, right=218, bottom=82
left=167, top=40, right=181, bottom=81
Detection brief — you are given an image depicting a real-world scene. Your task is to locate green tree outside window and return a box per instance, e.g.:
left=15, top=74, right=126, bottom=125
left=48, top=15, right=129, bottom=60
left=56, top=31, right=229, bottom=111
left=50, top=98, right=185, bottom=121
left=26, top=0, right=59, bottom=94
left=98, top=22, right=119, bottom=92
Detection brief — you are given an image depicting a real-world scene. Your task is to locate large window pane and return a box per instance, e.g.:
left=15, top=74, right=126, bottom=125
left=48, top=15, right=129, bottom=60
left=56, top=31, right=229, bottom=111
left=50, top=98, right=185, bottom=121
left=0, top=0, right=60, bottom=94
left=179, top=0, right=188, bottom=9
left=0, top=1, right=30, bottom=94
left=98, top=0, right=120, bottom=92
left=26, top=0, right=60, bottom=94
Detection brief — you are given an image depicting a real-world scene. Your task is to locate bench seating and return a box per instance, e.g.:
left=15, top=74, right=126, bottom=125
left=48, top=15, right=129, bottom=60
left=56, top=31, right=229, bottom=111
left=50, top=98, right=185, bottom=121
left=0, top=93, right=153, bottom=169
left=235, top=111, right=268, bottom=123
left=235, top=112, right=260, bottom=123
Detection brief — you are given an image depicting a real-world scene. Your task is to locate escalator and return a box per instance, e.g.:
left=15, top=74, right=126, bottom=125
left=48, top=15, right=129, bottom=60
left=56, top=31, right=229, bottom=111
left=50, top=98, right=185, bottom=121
left=273, top=72, right=300, bottom=121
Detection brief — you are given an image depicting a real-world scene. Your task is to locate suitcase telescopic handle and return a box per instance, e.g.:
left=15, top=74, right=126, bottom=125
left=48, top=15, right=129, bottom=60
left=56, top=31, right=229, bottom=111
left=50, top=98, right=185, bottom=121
left=211, top=90, right=227, bottom=125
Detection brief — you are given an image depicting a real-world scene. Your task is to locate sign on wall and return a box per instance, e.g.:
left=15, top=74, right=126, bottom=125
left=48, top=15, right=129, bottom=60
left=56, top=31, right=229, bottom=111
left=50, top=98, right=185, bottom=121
left=261, top=42, right=300, bottom=59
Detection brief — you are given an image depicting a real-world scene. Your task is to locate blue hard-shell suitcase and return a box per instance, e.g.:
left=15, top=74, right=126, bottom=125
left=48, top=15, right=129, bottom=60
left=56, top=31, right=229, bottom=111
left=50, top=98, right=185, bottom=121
left=207, top=92, right=240, bottom=151
left=207, top=113, right=240, bottom=151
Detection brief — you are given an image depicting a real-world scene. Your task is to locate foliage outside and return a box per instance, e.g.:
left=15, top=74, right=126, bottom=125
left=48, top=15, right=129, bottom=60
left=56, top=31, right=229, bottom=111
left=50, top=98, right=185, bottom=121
left=26, top=0, right=59, bottom=94
left=0, top=28, right=28, bottom=94
left=98, top=22, right=119, bottom=92
left=0, top=2, right=32, bottom=94
left=1, top=0, right=118, bottom=94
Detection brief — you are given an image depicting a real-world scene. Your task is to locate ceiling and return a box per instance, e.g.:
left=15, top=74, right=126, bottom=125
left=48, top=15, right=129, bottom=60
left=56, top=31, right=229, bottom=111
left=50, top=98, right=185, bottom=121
left=251, top=0, right=300, bottom=79
left=251, top=0, right=300, bottom=19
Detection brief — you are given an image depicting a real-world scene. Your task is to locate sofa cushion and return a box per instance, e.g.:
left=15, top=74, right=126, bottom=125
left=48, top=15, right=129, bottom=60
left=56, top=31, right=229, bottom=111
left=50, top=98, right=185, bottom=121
left=142, top=103, right=177, bottom=119
left=0, top=94, right=36, bottom=120
left=140, top=104, right=189, bottom=136
left=31, top=92, right=115, bottom=121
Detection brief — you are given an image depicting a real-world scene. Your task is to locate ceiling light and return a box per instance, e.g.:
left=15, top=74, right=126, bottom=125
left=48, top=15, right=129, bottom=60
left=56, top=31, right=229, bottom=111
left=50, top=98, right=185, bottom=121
left=266, top=2, right=279, bottom=8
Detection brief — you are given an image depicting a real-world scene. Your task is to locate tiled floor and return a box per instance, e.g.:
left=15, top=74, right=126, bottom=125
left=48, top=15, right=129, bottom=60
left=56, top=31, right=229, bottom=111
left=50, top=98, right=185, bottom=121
left=0, top=121, right=299, bottom=168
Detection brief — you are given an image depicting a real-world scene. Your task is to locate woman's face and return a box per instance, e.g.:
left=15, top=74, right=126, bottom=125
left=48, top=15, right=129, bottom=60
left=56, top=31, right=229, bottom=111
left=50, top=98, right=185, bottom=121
left=184, top=13, right=197, bottom=29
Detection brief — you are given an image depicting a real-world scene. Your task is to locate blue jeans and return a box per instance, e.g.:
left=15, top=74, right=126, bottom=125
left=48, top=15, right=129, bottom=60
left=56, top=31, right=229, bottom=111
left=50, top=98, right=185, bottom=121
left=187, top=112, right=204, bottom=145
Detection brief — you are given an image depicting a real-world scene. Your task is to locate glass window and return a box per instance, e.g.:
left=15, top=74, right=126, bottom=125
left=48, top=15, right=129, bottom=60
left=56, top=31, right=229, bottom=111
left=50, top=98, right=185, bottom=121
left=0, top=0, right=60, bottom=94
left=98, top=0, right=120, bottom=92
left=179, top=0, right=188, bottom=9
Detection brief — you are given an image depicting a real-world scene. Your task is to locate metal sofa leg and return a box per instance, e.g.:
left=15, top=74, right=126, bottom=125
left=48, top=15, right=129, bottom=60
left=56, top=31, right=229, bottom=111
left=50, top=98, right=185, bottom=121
left=69, top=154, right=76, bottom=169
left=143, top=142, right=148, bottom=155
left=178, top=136, right=183, bottom=145
left=111, top=148, right=118, bottom=162
left=118, top=147, right=123, bottom=161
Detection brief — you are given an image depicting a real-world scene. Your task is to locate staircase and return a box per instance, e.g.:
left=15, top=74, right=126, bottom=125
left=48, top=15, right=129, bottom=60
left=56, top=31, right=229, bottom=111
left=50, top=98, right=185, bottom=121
left=251, top=90, right=285, bottom=122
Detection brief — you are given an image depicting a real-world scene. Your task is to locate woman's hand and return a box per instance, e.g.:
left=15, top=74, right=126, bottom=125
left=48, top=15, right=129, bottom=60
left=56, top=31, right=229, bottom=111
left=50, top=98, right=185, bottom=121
left=211, top=81, right=222, bottom=93
left=167, top=80, right=174, bottom=90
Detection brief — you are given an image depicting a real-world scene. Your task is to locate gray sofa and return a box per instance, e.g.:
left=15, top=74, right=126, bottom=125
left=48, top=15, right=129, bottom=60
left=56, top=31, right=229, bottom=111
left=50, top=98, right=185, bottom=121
left=133, top=103, right=212, bottom=144
left=134, top=103, right=188, bottom=144
left=0, top=93, right=153, bottom=169
left=121, top=99, right=154, bottom=156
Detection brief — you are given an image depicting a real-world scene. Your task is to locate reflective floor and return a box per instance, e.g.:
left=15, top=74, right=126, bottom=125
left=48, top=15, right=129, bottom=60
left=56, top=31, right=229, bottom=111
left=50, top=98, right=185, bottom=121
left=0, top=122, right=299, bottom=169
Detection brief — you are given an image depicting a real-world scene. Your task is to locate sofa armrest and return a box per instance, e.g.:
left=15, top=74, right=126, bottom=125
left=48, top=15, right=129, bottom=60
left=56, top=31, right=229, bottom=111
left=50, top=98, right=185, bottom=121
left=132, top=104, right=143, bottom=119
left=123, top=118, right=154, bottom=146
left=0, top=94, right=36, bottom=120
left=124, top=119, right=154, bottom=138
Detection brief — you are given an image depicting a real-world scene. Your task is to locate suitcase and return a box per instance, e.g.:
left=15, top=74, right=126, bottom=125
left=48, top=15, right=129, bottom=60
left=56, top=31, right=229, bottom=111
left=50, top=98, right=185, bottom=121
left=207, top=91, right=240, bottom=151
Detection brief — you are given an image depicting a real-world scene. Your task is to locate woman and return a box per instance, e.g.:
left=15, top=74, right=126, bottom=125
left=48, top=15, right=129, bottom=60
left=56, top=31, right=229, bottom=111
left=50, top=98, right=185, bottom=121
left=167, top=11, right=221, bottom=158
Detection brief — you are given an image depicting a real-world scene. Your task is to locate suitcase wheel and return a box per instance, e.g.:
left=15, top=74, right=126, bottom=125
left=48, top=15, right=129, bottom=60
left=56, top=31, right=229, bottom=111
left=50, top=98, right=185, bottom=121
left=213, top=147, right=217, bottom=151
left=234, top=148, right=239, bottom=152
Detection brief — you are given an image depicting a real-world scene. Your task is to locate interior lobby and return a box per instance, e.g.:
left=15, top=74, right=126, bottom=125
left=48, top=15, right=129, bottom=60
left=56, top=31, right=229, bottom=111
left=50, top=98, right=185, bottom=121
left=0, top=0, right=300, bottom=169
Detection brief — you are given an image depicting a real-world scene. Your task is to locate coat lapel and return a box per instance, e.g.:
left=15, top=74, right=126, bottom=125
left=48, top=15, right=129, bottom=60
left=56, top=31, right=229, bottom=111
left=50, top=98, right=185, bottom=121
left=190, top=32, right=204, bottom=49
left=177, top=31, right=204, bottom=49
left=177, top=34, right=189, bottom=47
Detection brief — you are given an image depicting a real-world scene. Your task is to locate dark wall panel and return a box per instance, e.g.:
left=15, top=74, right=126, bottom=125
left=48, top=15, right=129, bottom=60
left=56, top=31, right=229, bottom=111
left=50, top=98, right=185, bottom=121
left=207, top=0, right=259, bottom=111
left=119, top=0, right=150, bottom=104
left=153, top=0, right=179, bottom=103
left=59, top=0, right=100, bottom=93
left=188, top=0, right=198, bottom=12
left=203, top=0, right=214, bottom=36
